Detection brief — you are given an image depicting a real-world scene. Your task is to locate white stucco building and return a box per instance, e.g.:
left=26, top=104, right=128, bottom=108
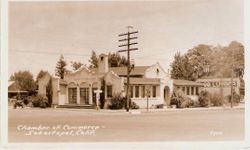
left=38, top=54, right=174, bottom=109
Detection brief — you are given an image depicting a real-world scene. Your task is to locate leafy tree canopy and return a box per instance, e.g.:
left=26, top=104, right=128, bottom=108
left=170, top=41, right=244, bottom=81
left=10, top=70, right=37, bottom=92
left=36, top=70, right=49, bottom=82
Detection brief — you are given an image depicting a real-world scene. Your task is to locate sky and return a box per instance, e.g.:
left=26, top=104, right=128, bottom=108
left=9, top=0, right=244, bottom=78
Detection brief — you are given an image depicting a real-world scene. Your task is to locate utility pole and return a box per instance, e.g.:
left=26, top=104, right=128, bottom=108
left=118, top=26, right=138, bottom=112
left=230, top=49, right=234, bottom=108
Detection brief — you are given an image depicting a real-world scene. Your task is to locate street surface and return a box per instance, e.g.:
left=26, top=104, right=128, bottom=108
left=8, top=108, right=244, bottom=142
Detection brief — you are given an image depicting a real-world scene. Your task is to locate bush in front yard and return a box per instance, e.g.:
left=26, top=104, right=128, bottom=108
left=108, top=94, right=125, bottom=109
left=128, top=101, right=139, bottom=109
left=198, top=90, right=210, bottom=107
left=210, top=93, right=224, bottom=106
left=180, top=97, right=195, bottom=108
left=171, top=89, right=196, bottom=108
left=227, top=92, right=241, bottom=104
left=31, top=94, right=49, bottom=108
left=170, top=89, right=185, bottom=108
left=108, top=94, right=139, bottom=110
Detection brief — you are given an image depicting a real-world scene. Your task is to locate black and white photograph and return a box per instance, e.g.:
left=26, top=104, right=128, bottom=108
left=1, top=0, right=249, bottom=149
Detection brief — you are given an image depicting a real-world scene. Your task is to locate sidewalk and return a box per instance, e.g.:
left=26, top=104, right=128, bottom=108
left=9, top=103, right=244, bottom=115
left=54, top=104, right=245, bottom=115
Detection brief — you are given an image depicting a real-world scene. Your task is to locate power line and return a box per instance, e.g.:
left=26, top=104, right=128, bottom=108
left=9, top=49, right=91, bottom=57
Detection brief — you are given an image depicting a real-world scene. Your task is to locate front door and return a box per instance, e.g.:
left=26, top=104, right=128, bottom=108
left=80, top=88, right=89, bottom=104
left=68, top=88, right=77, bottom=104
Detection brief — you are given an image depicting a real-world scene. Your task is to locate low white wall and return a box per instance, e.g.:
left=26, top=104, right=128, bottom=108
left=186, top=95, right=199, bottom=101
left=131, top=97, right=164, bottom=108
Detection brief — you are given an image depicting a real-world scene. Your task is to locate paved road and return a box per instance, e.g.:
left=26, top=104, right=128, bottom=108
left=8, top=108, right=244, bottom=142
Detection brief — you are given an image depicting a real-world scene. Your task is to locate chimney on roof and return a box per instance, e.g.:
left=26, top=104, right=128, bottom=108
left=98, top=54, right=109, bottom=73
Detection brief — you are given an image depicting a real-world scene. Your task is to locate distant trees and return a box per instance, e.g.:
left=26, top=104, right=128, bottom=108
left=108, top=52, right=128, bottom=67
left=71, top=61, right=83, bottom=71
left=55, top=55, right=67, bottom=79
left=10, top=71, right=37, bottom=93
left=88, top=51, right=129, bottom=68
left=88, top=51, right=99, bottom=69
left=170, top=41, right=244, bottom=81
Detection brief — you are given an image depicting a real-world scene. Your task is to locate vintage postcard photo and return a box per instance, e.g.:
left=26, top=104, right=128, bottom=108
left=5, top=0, right=247, bottom=148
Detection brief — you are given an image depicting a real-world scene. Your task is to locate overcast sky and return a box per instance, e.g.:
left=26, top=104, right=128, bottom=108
left=9, top=0, right=243, bottom=78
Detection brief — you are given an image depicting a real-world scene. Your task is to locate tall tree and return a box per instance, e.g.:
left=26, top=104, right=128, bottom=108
left=88, top=51, right=99, bottom=68
left=170, top=52, right=186, bottom=80
left=10, top=71, right=37, bottom=93
left=55, top=55, right=67, bottom=79
left=71, top=61, right=83, bottom=71
left=36, top=70, right=49, bottom=82
left=46, top=77, right=53, bottom=107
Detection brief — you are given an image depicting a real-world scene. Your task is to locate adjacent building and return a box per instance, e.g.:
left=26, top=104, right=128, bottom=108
left=173, top=79, right=203, bottom=101
left=196, top=77, right=242, bottom=97
left=8, top=81, right=28, bottom=98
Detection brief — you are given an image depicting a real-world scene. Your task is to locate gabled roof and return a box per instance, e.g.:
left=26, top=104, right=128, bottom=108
left=173, top=79, right=203, bottom=86
left=68, top=65, right=95, bottom=75
left=110, top=66, right=150, bottom=76
left=8, top=81, right=28, bottom=93
left=8, top=81, right=15, bottom=87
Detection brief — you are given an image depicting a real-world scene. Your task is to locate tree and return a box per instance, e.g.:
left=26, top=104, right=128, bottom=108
left=88, top=51, right=129, bottom=68
left=88, top=51, right=99, bottom=68
left=170, top=52, right=186, bottom=80
left=46, top=77, right=53, bottom=107
left=170, top=41, right=244, bottom=80
left=10, top=71, right=37, bottom=93
left=55, top=55, right=67, bottom=79
left=71, top=61, right=83, bottom=71
left=108, top=52, right=128, bottom=67
left=36, top=70, right=48, bottom=82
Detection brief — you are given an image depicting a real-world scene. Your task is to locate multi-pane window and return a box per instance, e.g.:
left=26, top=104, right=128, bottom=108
left=129, top=86, right=134, bottom=98
left=135, top=86, right=139, bottom=98
left=141, top=86, right=145, bottom=98
left=152, top=86, right=157, bottom=97
left=187, top=87, right=190, bottom=95
left=68, top=88, right=77, bottom=104
left=80, top=88, right=89, bottom=104
left=191, top=87, right=194, bottom=95
left=107, top=85, right=112, bottom=98
left=182, top=87, right=185, bottom=93
left=196, top=87, right=199, bottom=95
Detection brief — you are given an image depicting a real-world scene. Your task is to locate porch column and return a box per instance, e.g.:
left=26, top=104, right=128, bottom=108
left=89, top=84, right=93, bottom=105
left=77, top=85, right=80, bottom=104
left=159, top=84, right=164, bottom=100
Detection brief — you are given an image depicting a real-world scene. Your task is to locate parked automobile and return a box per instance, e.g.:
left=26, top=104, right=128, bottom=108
left=13, top=99, right=25, bottom=109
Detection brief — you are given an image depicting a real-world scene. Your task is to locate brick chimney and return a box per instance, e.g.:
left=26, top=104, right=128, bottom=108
left=98, top=54, right=109, bottom=73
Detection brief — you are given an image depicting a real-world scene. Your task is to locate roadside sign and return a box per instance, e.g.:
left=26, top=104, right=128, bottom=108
left=94, top=90, right=102, bottom=93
